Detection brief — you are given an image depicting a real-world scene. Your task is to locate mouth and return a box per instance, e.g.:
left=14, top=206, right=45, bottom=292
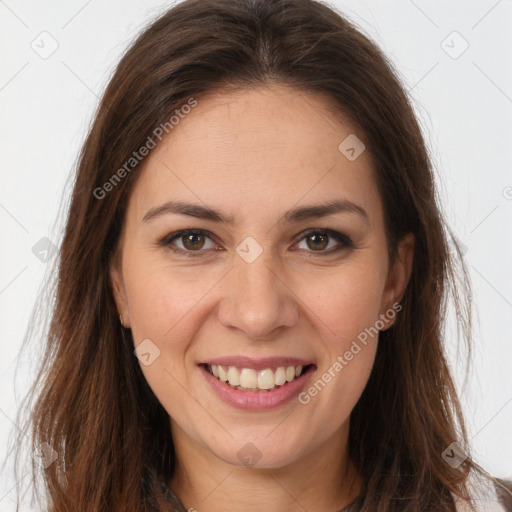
left=199, top=360, right=316, bottom=392
left=200, top=364, right=314, bottom=392
left=198, top=357, right=317, bottom=410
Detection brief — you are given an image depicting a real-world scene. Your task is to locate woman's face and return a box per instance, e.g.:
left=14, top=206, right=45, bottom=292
left=111, top=84, right=413, bottom=469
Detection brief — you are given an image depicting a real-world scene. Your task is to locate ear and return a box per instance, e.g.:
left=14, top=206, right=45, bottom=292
left=110, top=254, right=131, bottom=328
left=379, top=233, right=414, bottom=329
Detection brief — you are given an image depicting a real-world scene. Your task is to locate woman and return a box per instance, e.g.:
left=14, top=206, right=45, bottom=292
left=12, top=0, right=510, bottom=510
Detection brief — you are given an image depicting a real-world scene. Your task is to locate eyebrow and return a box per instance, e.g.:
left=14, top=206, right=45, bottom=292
left=142, top=199, right=369, bottom=225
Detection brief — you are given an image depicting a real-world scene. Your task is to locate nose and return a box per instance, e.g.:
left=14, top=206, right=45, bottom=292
left=217, top=253, right=299, bottom=341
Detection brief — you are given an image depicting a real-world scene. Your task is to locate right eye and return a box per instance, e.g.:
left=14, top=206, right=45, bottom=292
left=161, top=229, right=219, bottom=256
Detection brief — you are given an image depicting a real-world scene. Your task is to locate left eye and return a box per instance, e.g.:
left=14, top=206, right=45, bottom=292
left=161, top=228, right=352, bottom=256
left=295, top=230, right=352, bottom=253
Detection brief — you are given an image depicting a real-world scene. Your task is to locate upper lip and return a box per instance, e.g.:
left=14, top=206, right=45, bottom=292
left=199, top=356, right=316, bottom=371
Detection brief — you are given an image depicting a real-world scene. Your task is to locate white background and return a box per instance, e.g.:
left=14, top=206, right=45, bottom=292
left=1, top=0, right=511, bottom=509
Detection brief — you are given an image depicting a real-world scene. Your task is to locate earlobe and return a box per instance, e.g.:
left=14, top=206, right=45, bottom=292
left=109, top=260, right=131, bottom=328
left=380, top=233, right=415, bottom=329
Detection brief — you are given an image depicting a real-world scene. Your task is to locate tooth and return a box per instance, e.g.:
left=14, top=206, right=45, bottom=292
left=218, top=365, right=228, bottom=382
left=211, top=363, right=307, bottom=390
left=239, top=368, right=258, bottom=389
left=275, top=367, right=286, bottom=386
left=258, top=368, right=275, bottom=390
left=227, top=366, right=240, bottom=386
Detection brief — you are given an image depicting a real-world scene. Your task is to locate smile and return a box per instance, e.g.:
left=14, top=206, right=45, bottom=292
left=198, top=357, right=316, bottom=410
left=205, top=363, right=312, bottom=391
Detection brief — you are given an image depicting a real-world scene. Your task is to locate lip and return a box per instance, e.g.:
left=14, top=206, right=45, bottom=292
left=199, top=356, right=315, bottom=371
left=199, top=363, right=316, bottom=411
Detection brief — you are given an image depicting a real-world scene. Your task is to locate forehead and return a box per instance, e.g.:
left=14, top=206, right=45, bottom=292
left=127, top=84, right=382, bottom=226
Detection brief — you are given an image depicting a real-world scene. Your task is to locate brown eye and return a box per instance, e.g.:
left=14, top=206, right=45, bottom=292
left=182, top=233, right=206, bottom=250
left=295, top=229, right=354, bottom=254
left=163, top=229, right=217, bottom=254
left=306, top=233, right=328, bottom=251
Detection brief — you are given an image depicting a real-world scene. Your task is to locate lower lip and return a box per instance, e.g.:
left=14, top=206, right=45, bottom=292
left=199, top=365, right=315, bottom=410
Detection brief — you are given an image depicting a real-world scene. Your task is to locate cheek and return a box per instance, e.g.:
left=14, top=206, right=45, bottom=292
left=124, top=256, right=227, bottom=343
left=122, top=258, right=220, bottom=419
left=297, top=258, right=386, bottom=344
left=121, top=255, right=229, bottom=410
left=292, top=259, right=385, bottom=415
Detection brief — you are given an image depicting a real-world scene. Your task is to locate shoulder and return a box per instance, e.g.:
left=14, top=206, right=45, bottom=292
left=453, top=477, right=510, bottom=512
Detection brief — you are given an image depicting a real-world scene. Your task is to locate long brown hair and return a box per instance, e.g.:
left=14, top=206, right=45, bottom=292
left=10, top=0, right=503, bottom=510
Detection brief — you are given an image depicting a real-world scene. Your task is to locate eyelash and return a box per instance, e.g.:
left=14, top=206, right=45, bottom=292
left=158, top=228, right=355, bottom=258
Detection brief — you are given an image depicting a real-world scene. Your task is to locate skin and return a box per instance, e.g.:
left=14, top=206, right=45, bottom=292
left=110, top=84, right=414, bottom=512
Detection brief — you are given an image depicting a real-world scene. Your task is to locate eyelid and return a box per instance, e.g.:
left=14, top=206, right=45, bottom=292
left=159, top=228, right=354, bottom=256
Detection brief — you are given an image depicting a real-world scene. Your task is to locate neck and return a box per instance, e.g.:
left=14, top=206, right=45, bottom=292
left=169, top=420, right=362, bottom=512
